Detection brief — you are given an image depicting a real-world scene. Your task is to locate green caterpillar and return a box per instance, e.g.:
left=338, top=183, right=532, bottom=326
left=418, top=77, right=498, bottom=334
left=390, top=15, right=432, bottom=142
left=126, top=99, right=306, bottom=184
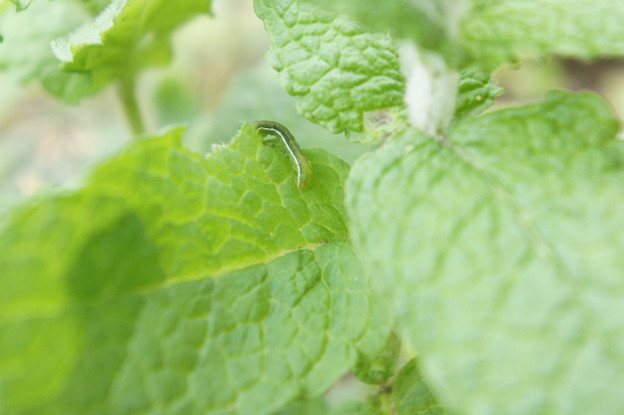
left=252, top=120, right=312, bottom=190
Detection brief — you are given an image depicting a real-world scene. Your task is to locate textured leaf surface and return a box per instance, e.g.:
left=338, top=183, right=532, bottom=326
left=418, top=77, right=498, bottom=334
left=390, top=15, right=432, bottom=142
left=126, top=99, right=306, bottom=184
left=461, top=0, right=624, bottom=71
left=0, top=126, right=391, bottom=414
left=254, top=0, right=405, bottom=134
left=298, top=0, right=624, bottom=72
left=346, top=91, right=624, bottom=414
left=50, top=0, right=212, bottom=102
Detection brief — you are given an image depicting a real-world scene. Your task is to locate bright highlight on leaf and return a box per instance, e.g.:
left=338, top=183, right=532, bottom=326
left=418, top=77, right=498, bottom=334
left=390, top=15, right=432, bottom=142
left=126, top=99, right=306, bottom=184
left=347, top=91, right=624, bottom=414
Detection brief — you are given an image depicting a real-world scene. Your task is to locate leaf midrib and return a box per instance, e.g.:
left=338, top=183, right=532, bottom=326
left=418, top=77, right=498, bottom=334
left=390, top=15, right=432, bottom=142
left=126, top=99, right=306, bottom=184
left=1, top=239, right=341, bottom=324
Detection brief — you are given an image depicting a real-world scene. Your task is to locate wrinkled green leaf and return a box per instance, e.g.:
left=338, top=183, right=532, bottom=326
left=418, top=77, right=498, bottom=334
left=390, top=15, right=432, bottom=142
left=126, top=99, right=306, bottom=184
left=50, top=0, right=212, bottom=102
left=298, top=0, right=624, bottom=72
left=347, top=91, right=624, bottom=414
left=254, top=0, right=405, bottom=135
left=0, top=126, right=391, bottom=414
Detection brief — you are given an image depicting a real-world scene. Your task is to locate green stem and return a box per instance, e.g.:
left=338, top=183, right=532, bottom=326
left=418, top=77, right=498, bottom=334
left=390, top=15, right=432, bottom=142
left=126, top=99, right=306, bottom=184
left=119, top=77, right=145, bottom=136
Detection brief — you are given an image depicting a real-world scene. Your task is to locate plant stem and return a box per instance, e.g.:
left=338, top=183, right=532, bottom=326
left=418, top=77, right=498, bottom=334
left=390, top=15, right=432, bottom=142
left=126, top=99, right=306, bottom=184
left=119, top=77, right=145, bottom=136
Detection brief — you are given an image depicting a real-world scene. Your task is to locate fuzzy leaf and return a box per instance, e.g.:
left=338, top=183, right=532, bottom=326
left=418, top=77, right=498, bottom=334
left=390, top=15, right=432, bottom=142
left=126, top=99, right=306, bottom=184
left=346, top=91, right=624, bottom=414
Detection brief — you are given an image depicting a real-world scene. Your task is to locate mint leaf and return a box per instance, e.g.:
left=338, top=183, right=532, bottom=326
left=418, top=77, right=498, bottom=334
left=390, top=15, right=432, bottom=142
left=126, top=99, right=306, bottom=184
left=50, top=0, right=212, bottom=102
left=254, top=0, right=405, bottom=135
left=346, top=91, right=624, bottom=414
left=453, top=68, right=502, bottom=121
left=300, top=0, right=624, bottom=72
left=0, top=126, right=391, bottom=413
left=0, top=0, right=208, bottom=102
left=393, top=358, right=448, bottom=415
left=0, top=0, right=89, bottom=98
left=461, top=0, right=624, bottom=71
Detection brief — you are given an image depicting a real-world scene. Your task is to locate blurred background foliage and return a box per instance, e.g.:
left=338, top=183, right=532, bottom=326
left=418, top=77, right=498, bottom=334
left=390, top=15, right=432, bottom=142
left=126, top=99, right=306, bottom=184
left=1, top=0, right=624, bottom=216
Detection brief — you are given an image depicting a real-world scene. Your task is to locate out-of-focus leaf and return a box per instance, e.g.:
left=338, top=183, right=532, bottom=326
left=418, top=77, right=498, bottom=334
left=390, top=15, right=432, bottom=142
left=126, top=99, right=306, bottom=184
left=49, top=0, right=212, bottom=102
left=347, top=91, right=624, bottom=414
